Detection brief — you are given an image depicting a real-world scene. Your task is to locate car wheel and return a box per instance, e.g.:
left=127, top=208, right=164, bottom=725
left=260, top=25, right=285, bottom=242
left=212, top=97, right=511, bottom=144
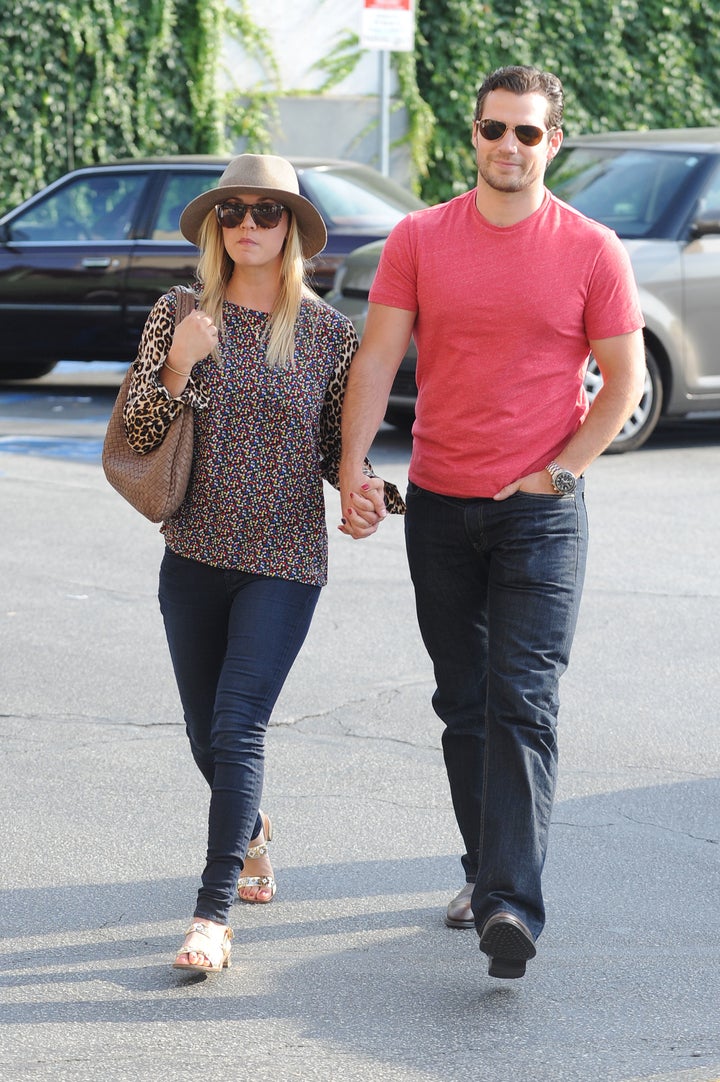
left=0, top=360, right=57, bottom=380
left=585, top=347, right=662, bottom=454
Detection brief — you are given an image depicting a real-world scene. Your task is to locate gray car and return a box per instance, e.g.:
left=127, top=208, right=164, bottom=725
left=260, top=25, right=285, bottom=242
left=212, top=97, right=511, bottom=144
left=328, top=128, right=720, bottom=452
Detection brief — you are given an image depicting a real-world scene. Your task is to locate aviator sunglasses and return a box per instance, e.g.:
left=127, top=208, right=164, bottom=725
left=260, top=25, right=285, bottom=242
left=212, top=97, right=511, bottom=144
left=215, top=201, right=287, bottom=229
left=476, top=118, right=554, bottom=147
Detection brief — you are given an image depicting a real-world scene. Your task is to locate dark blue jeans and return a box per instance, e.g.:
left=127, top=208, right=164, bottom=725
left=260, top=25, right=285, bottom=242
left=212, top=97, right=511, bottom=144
left=158, top=548, right=320, bottom=925
left=404, top=480, right=588, bottom=939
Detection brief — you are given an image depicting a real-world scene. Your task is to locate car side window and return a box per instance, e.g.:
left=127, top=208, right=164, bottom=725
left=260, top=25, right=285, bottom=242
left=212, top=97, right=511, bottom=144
left=7, top=172, right=148, bottom=243
left=299, top=170, right=407, bottom=228
left=696, top=165, right=720, bottom=220
left=548, top=148, right=700, bottom=237
left=151, top=172, right=224, bottom=240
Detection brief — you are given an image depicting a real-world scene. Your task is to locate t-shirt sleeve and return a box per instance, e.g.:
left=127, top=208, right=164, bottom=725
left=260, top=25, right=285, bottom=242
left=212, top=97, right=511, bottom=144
left=583, top=231, right=645, bottom=341
left=368, top=214, right=420, bottom=312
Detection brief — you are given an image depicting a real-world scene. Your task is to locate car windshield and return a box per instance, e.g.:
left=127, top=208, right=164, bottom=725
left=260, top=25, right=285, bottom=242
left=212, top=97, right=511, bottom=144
left=300, top=167, right=423, bottom=229
left=546, top=146, right=703, bottom=237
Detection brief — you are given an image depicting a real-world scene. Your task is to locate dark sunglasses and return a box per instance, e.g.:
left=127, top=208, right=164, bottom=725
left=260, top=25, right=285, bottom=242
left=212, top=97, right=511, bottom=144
left=215, top=201, right=287, bottom=229
left=476, top=118, right=554, bottom=147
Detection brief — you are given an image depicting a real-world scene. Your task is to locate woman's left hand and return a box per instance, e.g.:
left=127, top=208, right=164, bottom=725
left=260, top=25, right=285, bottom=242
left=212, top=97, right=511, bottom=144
left=338, top=476, right=387, bottom=538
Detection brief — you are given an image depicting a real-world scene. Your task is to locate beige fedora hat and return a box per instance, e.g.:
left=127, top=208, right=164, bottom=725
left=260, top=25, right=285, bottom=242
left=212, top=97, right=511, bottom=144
left=179, top=154, right=327, bottom=258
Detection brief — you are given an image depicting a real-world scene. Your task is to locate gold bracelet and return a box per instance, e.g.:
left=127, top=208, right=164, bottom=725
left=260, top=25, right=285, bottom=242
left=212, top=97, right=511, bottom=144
left=163, top=360, right=191, bottom=377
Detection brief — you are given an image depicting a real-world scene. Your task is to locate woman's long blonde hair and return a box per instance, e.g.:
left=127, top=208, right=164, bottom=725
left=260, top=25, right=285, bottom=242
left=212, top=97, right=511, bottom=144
left=195, top=208, right=314, bottom=368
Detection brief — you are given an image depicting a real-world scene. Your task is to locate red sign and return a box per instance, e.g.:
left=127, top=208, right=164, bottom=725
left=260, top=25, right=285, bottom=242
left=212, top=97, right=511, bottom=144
left=360, top=0, right=415, bottom=51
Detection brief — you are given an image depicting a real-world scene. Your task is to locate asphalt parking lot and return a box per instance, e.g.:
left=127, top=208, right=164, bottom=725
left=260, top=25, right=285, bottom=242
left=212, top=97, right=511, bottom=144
left=1, top=365, right=719, bottom=1082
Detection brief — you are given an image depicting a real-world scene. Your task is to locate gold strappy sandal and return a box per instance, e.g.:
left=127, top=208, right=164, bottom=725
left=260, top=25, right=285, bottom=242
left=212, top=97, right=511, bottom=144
left=172, top=921, right=233, bottom=973
left=237, top=810, right=277, bottom=904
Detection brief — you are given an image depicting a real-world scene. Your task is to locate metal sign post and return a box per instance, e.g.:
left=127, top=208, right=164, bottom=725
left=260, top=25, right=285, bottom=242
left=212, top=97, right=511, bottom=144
left=379, top=49, right=390, bottom=176
left=360, top=0, right=415, bottom=176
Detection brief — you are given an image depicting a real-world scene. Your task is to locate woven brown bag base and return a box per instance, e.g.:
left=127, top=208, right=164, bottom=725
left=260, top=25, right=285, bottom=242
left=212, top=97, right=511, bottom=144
left=102, top=286, right=196, bottom=522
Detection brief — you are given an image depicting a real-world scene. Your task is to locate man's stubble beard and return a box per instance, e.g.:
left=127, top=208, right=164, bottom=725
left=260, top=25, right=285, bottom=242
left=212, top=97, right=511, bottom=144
left=476, top=156, right=544, bottom=194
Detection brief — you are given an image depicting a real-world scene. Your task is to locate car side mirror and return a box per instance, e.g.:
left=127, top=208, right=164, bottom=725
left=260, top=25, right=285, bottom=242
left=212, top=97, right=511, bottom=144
left=690, top=217, right=720, bottom=239
left=0, top=221, right=10, bottom=244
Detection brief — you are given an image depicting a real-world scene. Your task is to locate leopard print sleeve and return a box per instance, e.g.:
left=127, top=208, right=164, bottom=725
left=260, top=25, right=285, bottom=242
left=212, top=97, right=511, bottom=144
left=123, top=290, right=210, bottom=454
left=319, top=317, right=405, bottom=515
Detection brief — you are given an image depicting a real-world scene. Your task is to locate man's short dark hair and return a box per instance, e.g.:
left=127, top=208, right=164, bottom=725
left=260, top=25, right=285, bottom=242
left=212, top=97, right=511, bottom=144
left=474, top=66, right=564, bottom=130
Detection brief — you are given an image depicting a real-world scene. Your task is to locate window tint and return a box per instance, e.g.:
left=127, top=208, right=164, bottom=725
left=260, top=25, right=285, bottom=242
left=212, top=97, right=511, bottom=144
left=8, top=172, right=148, bottom=242
left=547, top=147, right=702, bottom=237
left=152, top=172, right=224, bottom=240
left=300, top=168, right=421, bottom=229
left=696, top=163, right=720, bottom=220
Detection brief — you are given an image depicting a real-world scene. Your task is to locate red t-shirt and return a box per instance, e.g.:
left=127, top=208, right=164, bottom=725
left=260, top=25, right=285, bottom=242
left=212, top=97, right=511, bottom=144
left=369, top=189, right=644, bottom=496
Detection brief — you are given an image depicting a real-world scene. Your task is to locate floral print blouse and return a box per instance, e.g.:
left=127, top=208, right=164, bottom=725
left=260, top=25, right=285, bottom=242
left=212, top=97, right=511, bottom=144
left=123, top=288, right=404, bottom=586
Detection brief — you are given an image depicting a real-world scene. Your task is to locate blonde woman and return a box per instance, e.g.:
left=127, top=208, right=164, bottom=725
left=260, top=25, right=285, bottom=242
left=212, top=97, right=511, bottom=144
left=123, top=155, right=403, bottom=973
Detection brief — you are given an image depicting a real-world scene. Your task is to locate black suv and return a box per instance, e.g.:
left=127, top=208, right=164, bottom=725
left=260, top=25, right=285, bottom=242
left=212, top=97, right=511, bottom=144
left=0, top=156, right=424, bottom=379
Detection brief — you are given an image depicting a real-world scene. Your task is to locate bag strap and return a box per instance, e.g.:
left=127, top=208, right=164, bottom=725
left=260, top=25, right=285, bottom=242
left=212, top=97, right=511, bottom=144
left=173, top=285, right=196, bottom=324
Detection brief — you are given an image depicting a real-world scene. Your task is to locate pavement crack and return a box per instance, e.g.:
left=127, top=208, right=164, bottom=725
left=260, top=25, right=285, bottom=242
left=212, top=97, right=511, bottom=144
left=272, top=676, right=432, bottom=727
left=271, top=683, right=439, bottom=751
left=618, top=810, right=718, bottom=845
left=586, top=584, right=720, bottom=600
left=1, top=711, right=179, bottom=730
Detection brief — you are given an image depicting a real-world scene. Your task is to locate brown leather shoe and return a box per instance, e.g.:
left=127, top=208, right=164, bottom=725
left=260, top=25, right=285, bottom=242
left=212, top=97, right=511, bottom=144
left=478, top=911, right=536, bottom=979
left=444, top=882, right=475, bottom=929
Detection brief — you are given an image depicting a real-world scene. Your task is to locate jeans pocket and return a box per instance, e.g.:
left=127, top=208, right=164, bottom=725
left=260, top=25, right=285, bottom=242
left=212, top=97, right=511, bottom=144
left=512, top=490, right=566, bottom=501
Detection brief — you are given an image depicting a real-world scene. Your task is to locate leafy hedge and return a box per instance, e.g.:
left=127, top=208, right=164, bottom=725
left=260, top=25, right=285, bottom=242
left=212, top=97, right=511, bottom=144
left=0, top=1, right=184, bottom=211
left=2, top=0, right=720, bottom=213
left=0, top=0, right=275, bottom=215
left=415, top=0, right=720, bottom=203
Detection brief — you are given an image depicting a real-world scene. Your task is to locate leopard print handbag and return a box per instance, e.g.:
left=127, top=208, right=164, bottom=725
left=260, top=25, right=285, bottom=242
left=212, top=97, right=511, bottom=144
left=102, top=286, right=196, bottom=522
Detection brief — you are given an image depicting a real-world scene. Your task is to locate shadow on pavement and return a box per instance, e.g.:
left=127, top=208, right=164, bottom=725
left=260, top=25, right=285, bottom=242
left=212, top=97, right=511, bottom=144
left=1, top=778, right=718, bottom=1082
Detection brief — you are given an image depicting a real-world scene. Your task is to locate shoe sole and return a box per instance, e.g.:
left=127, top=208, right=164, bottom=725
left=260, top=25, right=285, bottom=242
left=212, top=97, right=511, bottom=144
left=444, top=913, right=475, bottom=929
left=445, top=884, right=475, bottom=929
left=479, top=917, right=536, bottom=979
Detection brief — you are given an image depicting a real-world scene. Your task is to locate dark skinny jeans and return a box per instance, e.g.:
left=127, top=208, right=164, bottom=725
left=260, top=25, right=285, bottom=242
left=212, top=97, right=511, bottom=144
left=158, top=548, right=320, bottom=924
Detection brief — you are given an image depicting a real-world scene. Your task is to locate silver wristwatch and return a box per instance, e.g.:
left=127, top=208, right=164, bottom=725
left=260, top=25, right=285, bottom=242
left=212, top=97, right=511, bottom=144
left=545, top=460, right=577, bottom=495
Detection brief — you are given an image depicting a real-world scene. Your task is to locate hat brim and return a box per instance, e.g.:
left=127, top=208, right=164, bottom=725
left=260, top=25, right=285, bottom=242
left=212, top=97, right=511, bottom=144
left=179, top=184, right=327, bottom=259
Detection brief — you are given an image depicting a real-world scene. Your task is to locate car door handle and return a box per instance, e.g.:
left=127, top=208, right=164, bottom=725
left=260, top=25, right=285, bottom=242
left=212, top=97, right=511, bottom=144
left=81, top=257, right=120, bottom=269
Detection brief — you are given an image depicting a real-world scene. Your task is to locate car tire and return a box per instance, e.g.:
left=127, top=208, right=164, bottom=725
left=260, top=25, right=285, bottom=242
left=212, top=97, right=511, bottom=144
left=0, top=360, right=57, bottom=380
left=585, top=347, right=663, bottom=454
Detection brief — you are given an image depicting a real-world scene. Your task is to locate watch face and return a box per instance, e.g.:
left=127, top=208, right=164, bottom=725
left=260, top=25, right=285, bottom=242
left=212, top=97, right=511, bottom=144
left=553, top=469, right=576, bottom=494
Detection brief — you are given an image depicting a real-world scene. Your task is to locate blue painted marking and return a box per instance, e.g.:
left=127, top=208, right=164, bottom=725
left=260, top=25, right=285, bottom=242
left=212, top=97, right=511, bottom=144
left=0, top=392, right=37, bottom=404
left=0, top=436, right=104, bottom=462
left=55, top=361, right=127, bottom=374
left=0, top=399, right=110, bottom=420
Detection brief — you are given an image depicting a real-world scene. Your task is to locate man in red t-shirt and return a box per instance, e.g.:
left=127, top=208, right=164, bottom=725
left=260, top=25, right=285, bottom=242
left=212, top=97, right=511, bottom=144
left=339, top=65, right=645, bottom=979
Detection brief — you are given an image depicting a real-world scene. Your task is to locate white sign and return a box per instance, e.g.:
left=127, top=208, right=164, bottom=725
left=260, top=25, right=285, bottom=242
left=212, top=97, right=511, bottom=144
left=360, top=0, right=415, bottom=53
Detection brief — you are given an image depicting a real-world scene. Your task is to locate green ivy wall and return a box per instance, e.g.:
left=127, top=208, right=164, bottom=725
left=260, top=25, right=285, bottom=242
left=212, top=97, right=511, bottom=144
left=1, top=0, right=720, bottom=213
left=0, top=0, right=248, bottom=214
left=415, top=0, right=720, bottom=202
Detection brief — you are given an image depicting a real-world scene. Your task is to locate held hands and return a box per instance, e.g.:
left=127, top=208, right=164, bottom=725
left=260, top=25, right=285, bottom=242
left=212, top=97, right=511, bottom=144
left=166, top=309, right=219, bottom=375
left=337, top=467, right=556, bottom=528
left=338, top=474, right=387, bottom=539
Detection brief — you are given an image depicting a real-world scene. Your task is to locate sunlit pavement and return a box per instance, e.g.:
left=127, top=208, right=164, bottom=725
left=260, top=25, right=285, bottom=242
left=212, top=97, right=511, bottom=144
left=0, top=367, right=719, bottom=1082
